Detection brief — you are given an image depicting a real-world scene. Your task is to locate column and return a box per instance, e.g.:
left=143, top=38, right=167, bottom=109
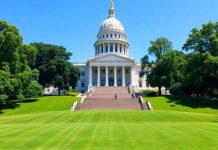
left=114, top=66, right=117, bottom=86
left=108, top=43, right=110, bottom=52
left=97, top=66, right=100, bottom=87
left=89, top=66, right=92, bottom=86
left=122, top=66, right=125, bottom=87
left=130, top=66, right=134, bottom=86
left=103, top=44, right=106, bottom=53
left=121, top=45, right=124, bottom=54
left=118, top=44, right=121, bottom=53
left=105, top=66, right=109, bottom=86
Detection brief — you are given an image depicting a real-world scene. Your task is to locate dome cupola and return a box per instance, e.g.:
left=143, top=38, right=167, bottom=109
left=94, top=0, right=129, bottom=56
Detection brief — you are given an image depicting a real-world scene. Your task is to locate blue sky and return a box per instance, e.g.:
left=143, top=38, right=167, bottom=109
left=1, top=0, right=218, bottom=62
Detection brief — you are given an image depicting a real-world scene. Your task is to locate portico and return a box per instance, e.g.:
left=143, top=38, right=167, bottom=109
left=88, top=65, right=133, bottom=87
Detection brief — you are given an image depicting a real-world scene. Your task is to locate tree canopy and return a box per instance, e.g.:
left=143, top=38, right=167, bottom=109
left=0, top=20, right=42, bottom=104
left=183, top=22, right=218, bottom=56
left=143, top=22, right=218, bottom=97
left=148, top=37, right=173, bottom=61
left=31, top=42, right=80, bottom=90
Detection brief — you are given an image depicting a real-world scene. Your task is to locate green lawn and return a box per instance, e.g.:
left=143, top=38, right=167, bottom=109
left=0, top=96, right=218, bottom=150
left=143, top=96, right=218, bottom=114
left=0, top=96, right=80, bottom=116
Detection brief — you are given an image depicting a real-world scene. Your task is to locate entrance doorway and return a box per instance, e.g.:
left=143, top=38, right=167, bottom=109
left=109, top=78, right=114, bottom=86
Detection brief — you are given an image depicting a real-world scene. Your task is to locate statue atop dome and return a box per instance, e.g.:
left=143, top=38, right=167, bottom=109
left=108, top=0, right=115, bottom=18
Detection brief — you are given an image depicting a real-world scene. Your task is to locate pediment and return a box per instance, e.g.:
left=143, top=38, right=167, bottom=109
left=88, top=54, right=135, bottom=63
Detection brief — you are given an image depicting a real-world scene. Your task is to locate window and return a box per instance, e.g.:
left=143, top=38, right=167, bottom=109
left=95, top=69, right=97, bottom=74
left=110, top=34, right=113, bottom=38
left=81, top=82, right=85, bottom=87
left=81, top=71, right=85, bottom=76
left=110, top=45, right=113, bottom=52
left=115, top=45, right=118, bottom=52
left=101, top=45, right=103, bottom=53
left=103, top=35, right=105, bottom=38
left=126, top=70, right=129, bottom=74
left=106, top=34, right=109, bottom=38
left=106, top=45, right=108, bottom=52
left=102, top=69, right=105, bottom=74
left=118, top=69, right=121, bottom=74
left=110, top=69, right=113, bottom=75
left=115, top=34, right=117, bottom=38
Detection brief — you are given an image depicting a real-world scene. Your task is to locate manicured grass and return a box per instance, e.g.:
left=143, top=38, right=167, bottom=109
left=143, top=96, right=218, bottom=114
left=0, top=96, right=80, bottom=116
left=0, top=96, right=218, bottom=150
left=0, top=110, right=218, bottom=150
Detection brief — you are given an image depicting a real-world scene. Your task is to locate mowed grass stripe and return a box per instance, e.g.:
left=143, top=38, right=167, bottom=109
left=0, top=96, right=218, bottom=150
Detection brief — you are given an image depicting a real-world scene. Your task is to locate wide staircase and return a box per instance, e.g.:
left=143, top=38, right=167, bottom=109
left=76, top=87, right=142, bottom=110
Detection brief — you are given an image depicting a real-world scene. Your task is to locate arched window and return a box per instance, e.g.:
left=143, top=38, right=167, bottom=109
left=106, top=34, right=109, bottom=38
left=103, top=35, right=105, bottom=38
left=110, top=34, right=113, bottom=38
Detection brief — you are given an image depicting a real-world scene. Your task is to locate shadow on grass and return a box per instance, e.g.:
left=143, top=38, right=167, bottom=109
left=0, top=98, right=38, bottom=115
left=166, top=96, right=218, bottom=110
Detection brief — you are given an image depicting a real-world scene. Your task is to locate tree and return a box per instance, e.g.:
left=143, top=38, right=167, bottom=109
left=148, top=37, right=173, bottom=61
left=183, top=22, right=218, bottom=56
left=0, top=20, right=42, bottom=103
left=31, top=43, right=80, bottom=91
left=181, top=21, right=218, bottom=97
left=139, top=55, right=151, bottom=78
left=147, top=50, right=186, bottom=95
left=181, top=52, right=218, bottom=96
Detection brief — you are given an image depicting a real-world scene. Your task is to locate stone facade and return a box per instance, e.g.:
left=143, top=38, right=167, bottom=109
left=73, top=1, right=148, bottom=92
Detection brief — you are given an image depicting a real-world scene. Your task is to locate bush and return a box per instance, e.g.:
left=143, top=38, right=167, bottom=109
left=63, top=90, right=78, bottom=96
left=24, top=82, right=43, bottom=98
left=142, top=90, right=157, bottom=97
left=0, top=94, right=8, bottom=104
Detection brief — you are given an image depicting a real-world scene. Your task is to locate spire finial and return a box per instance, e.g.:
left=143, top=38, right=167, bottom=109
left=110, top=0, right=114, bottom=9
left=108, top=0, right=115, bottom=18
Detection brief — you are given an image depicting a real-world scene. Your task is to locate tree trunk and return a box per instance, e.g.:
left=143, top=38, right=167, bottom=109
left=158, top=86, right=162, bottom=96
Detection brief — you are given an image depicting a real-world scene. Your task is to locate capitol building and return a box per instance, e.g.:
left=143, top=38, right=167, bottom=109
left=74, top=1, right=148, bottom=92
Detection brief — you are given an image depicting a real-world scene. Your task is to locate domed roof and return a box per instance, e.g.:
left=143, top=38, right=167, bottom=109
left=98, top=0, right=125, bottom=33
left=99, top=17, right=124, bottom=32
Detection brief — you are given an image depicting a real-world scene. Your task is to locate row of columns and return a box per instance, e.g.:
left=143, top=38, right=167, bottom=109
left=89, top=66, right=134, bottom=87
left=95, top=43, right=127, bottom=55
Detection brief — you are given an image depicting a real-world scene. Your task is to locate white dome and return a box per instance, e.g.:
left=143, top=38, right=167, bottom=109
left=99, top=17, right=125, bottom=33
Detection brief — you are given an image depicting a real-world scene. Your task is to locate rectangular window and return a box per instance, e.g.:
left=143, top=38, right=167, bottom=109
left=110, top=45, right=113, bottom=52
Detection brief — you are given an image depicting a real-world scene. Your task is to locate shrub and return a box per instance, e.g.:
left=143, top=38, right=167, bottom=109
left=0, top=94, right=8, bottom=104
left=63, top=90, right=78, bottom=96
left=142, top=90, right=157, bottom=97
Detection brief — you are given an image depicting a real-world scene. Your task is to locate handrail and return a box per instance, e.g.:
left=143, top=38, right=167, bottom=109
left=71, top=101, right=78, bottom=111
left=81, top=96, right=86, bottom=104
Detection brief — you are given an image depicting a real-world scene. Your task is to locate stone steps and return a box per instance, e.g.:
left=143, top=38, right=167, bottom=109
left=76, top=87, right=142, bottom=110
left=91, top=93, right=132, bottom=98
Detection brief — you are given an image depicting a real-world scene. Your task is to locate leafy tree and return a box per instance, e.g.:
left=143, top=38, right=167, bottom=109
left=148, top=37, right=173, bottom=61
left=148, top=50, right=186, bottom=95
left=139, top=55, right=151, bottom=78
left=31, top=43, right=80, bottom=91
left=0, top=20, right=42, bottom=103
left=181, top=52, right=218, bottom=96
left=183, top=22, right=218, bottom=56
